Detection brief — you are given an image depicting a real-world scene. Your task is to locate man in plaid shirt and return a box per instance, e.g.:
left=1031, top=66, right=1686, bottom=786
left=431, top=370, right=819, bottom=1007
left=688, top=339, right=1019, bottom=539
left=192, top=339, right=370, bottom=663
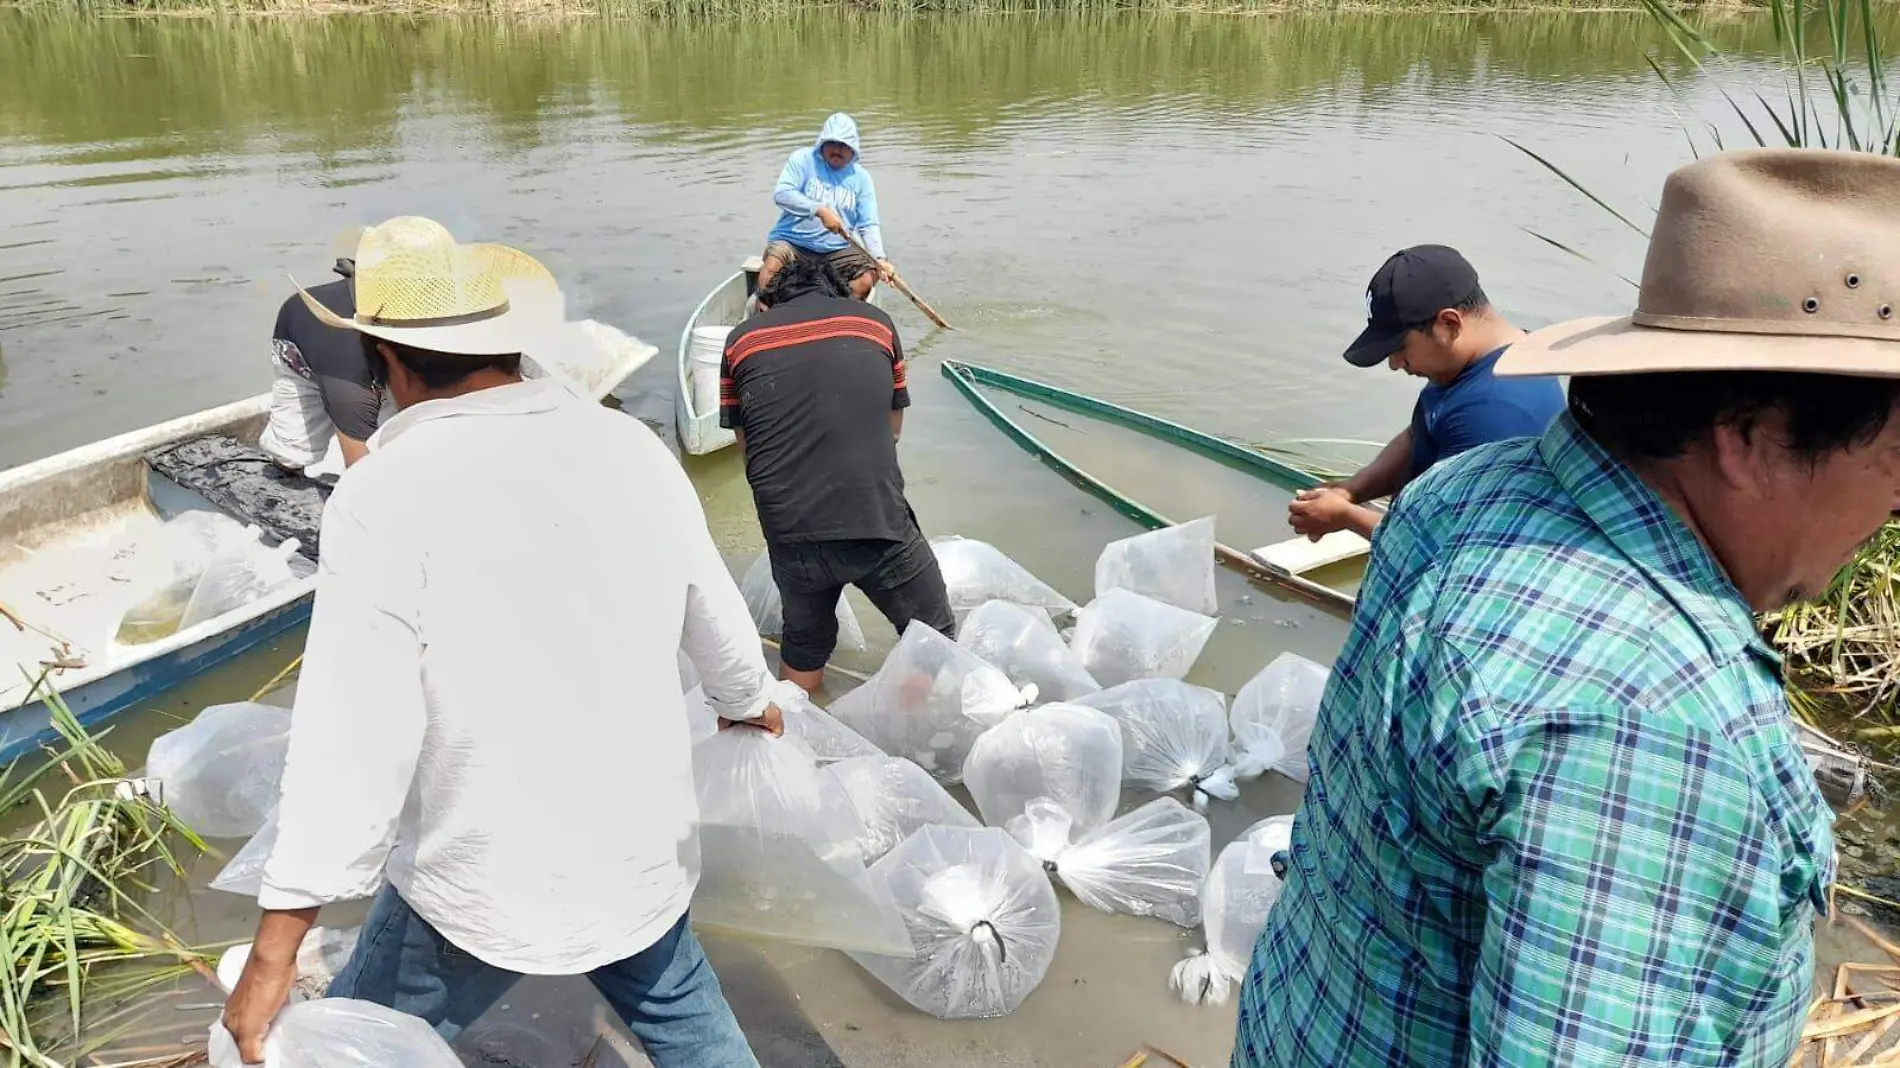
left=1235, top=148, right=1900, bottom=1066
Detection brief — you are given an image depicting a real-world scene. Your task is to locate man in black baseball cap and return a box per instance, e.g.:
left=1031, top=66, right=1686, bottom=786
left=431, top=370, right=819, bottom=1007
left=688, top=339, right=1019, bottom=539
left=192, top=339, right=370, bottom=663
left=1290, top=245, right=1564, bottom=541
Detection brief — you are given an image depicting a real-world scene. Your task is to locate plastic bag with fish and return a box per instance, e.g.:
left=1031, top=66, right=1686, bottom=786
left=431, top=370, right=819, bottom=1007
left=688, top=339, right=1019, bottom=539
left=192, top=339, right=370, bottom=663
left=145, top=702, right=292, bottom=838
left=1230, top=652, right=1329, bottom=784
left=1006, top=796, right=1209, bottom=927
left=956, top=600, right=1100, bottom=702
left=1093, top=516, right=1218, bottom=616
left=112, top=513, right=268, bottom=645
left=962, top=702, right=1123, bottom=834
left=825, top=754, right=982, bottom=864
left=1068, top=588, right=1218, bottom=689
left=1074, top=678, right=1237, bottom=808
left=930, top=535, right=1076, bottom=620
left=690, top=728, right=911, bottom=955
left=830, top=621, right=1034, bottom=784
left=179, top=538, right=306, bottom=632
left=208, top=998, right=461, bottom=1067
left=739, top=551, right=866, bottom=652
left=1170, top=815, right=1295, bottom=1006
left=849, top=825, right=1061, bottom=1020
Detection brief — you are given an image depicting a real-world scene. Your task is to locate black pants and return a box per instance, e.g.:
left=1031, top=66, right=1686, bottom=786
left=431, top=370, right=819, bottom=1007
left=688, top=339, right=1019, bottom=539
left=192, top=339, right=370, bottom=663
left=769, top=527, right=955, bottom=672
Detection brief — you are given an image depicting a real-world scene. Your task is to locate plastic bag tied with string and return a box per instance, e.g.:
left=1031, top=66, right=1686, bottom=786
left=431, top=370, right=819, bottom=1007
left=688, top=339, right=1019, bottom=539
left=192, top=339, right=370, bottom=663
left=1231, top=652, right=1329, bottom=784
left=1169, top=814, right=1295, bottom=1006
left=930, top=535, right=1077, bottom=620
left=739, top=551, right=865, bottom=652
left=690, top=728, right=912, bottom=955
left=144, top=702, right=292, bottom=838
left=825, top=754, right=982, bottom=865
left=963, top=702, right=1123, bottom=834
left=848, top=825, right=1061, bottom=1020
left=1068, top=588, right=1218, bottom=689
left=209, top=997, right=462, bottom=1067
left=1093, top=516, right=1218, bottom=616
left=1005, top=796, right=1210, bottom=928
left=957, top=600, right=1101, bottom=703
left=830, top=621, right=1035, bottom=784
left=1075, top=678, right=1237, bottom=808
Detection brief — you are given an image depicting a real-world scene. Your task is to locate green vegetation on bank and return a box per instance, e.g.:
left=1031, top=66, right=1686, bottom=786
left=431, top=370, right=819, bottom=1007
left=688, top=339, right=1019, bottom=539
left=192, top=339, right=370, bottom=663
left=0, top=0, right=1798, bottom=18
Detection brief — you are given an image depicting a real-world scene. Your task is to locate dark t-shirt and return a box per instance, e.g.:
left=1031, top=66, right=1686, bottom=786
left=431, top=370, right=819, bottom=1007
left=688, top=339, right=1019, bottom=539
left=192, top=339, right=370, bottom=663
left=1409, top=345, right=1566, bottom=477
left=273, top=280, right=383, bottom=442
left=718, top=296, right=912, bottom=544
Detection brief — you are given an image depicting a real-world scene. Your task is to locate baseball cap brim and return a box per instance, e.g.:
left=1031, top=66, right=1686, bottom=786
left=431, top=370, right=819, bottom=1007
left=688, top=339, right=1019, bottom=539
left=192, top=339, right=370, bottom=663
left=1343, top=321, right=1405, bottom=368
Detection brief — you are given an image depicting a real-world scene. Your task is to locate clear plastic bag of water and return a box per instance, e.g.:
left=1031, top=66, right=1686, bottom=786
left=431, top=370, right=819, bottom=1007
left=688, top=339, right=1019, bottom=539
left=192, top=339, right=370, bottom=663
left=145, top=702, right=292, bottom=838
left=1068, top=588, right=1218, bottom=689
left=739, top=551, right=866, bottom=652
left=825, top=754, right=982, bottom=864
left=782, top=689, right=882, bottom=763
left=209, top=804, right=389, bottom=902
left=1006, top=796, right=1210, bottom=927
left=848, top=825, right=1061, bottom=1020
left=962, top=702, right=1123, bottom=834
left=1074, top=678, right=1236, bottom=807
left=113, top=514, right=266, bottom=645
left=690, top=728, right=912, bottom=955
left=208, top=997, right=462, bottom=1067
left=930, top=535, right=1076, bottom=620
left=956, top=600, right=1100, bottom=702
left=1169, top=814, right=1295, bottom=1006
left=829, top=621, right=1034, bottom=784
left=1093, top=516, right=1218, bottom=616
left=1230, top=652, right=1329, bottom=784
left=179, top=538, right=304, bottom=631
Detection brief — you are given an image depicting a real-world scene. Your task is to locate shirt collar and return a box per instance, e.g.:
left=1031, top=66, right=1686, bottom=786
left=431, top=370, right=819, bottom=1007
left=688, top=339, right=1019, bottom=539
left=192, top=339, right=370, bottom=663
left=1537, top=410, right=1777, bottom=663
left=369, top=378, right=571, bottom=452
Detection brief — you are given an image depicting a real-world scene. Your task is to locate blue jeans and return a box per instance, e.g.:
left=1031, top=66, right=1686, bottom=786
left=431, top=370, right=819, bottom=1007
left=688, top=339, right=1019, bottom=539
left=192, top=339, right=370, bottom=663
left=328, top=887, right=759, bottom=1068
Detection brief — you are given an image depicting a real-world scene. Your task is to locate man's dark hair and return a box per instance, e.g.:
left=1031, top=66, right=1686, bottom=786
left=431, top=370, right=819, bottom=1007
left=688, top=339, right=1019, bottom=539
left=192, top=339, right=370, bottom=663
left=361, top=334, right=522, bottom=392
left=758, top=256, right=847, bottom=309
left=1569, top=370, right=1900, bottom=467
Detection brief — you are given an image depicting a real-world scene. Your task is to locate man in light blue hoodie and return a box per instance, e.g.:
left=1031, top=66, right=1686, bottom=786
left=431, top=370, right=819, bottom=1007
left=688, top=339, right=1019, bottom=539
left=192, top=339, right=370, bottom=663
left=755, top=113, right=892, bottom=302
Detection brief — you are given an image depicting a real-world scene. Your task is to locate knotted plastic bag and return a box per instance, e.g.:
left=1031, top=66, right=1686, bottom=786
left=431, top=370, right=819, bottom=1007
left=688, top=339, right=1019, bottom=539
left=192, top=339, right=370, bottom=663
left=1231, top=652, right=1329, bottom=784
left=1068, top=589, right=1218, bottom=689
left=1169, top=815, right=1295, bottom=1006
left=145, top=702, right=292, bottom=838
left=208, top=997, right=461, bottom=1067
left=1007, top=796, right=1209, bottom=927
left=739, top=552, right=866, bottom=653
left=781, top=689, right=882, bottom=763
left=690, top=728, right=912, bottom=955
left=1075, top=679, right=1237, bottom=808
left=962, top=703, right=1123, bottom=835
left=930, top=535, right=1076, bottom=620
left=826, top=754, right=982, bottom=864
left=849, top=825, right=1061, bottom=1020
left=1094, top=517, right=1218, bottom=616
left=956, top=600, right=1100, bottom=703
left=830, top=621, right=1035, bottom=784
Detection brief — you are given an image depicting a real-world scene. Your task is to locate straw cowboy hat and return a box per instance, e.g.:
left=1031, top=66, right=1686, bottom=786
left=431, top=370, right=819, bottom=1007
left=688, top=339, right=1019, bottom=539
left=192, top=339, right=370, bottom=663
left=1498, top=148, right=1900, bottom=379
left=293, top=216, right=561, bottom=357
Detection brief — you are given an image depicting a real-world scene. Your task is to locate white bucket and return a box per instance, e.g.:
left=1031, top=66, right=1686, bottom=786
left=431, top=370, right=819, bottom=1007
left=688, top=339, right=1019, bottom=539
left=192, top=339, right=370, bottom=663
left=688, top=326, right=729, bottom=418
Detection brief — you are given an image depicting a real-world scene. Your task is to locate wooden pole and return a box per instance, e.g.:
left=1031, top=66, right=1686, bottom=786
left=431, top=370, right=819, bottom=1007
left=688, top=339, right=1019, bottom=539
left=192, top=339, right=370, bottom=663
left=839, top=230, right=955, bottom=331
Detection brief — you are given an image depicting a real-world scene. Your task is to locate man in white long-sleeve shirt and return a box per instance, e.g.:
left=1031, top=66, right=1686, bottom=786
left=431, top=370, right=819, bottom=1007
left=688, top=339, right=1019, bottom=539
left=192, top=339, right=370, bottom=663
left=220, top=217, right=784, bottom=1067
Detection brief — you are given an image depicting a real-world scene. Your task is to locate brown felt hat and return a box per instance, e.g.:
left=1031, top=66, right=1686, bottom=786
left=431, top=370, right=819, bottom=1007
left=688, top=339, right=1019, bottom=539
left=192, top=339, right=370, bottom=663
left=1497, top=148, right=1900, bottom=379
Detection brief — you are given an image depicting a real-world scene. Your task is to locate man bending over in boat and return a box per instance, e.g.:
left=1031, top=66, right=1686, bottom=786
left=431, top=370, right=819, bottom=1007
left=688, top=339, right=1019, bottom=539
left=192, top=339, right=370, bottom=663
left=258, top=252, right=389, bottom=473
left=1287, top=245, right=1564, bottom=542
left=220, top=216, right=784, bottom=1068
left=752, top=112, right=894, bottom=304
left=723, top=255, right=954, bottom=695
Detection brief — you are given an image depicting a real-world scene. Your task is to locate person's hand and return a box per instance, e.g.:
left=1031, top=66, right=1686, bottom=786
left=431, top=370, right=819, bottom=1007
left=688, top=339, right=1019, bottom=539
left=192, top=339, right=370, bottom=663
left=815, top=206, right=847, bottom=235
left=1288, top=486, right=1356, bottom=541
left=720, top=702, right=785, bottom=737
left=222, top=948, right=297, bottom=1064
left=875, top=259, right=896, bottom=283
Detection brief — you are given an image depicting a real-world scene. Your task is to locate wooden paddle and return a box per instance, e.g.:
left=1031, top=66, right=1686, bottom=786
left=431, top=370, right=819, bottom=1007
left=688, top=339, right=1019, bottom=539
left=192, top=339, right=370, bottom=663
left=838, top=229, right=955, bottom=331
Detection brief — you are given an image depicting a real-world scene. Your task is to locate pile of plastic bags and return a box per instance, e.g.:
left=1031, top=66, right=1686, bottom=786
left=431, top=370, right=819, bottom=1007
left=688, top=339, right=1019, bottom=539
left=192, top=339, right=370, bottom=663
left=1068, top=589, right=1218, bottom=689
left=1006, top=796, right=1210, bottom=927
left=113, top=513, right=307, bottom=646
left=830, top=622, right=1033, bottom=783
left=208, top=998, right=461, bottom=1067
left=826, top=754, right=981, bottom=865
left=956, top=600, right=1099, bottom=702
left=930, top=536, right=1076, bottom=621
left=739, top=552, right=866, bottom=653
left=1170, top=815, right=1295, bottom=1006
left=1076, top=679, right=1237, bottom=808
left=963, top=702, right=1124, bottom=834
left=1231, top=652, right=1329, bottom=784
left=144, top=701, right=292, bottom=838
left=1094, top=516, right=1218, bottom=616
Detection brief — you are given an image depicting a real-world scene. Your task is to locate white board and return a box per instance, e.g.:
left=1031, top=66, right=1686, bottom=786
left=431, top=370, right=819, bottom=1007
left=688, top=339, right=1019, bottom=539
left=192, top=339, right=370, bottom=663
left=1251, top=530, right=1371, bottom=576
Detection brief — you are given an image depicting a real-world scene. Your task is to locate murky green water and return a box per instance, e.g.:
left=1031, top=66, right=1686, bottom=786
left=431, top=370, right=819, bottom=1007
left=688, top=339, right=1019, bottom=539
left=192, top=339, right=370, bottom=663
left=4, top=9, right=1895, bottom=1065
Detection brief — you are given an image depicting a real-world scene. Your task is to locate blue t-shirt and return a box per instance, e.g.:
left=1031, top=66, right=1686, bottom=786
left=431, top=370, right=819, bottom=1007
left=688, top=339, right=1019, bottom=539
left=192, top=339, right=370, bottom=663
left=1409, top=345, right=1565, bottom=477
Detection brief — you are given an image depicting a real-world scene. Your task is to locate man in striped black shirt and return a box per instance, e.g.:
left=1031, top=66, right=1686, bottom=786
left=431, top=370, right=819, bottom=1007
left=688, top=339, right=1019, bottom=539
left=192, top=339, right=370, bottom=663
left=720, top=257, right=954, bottom=693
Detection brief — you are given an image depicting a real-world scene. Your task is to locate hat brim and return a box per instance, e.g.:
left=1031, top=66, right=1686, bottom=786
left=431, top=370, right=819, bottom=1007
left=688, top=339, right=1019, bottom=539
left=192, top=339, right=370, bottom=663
left=292, top=274, right=562, bottom=357
left=1496, top=315, right=1900, bottom=379
left=1343, top=322, right=1405, bottom=368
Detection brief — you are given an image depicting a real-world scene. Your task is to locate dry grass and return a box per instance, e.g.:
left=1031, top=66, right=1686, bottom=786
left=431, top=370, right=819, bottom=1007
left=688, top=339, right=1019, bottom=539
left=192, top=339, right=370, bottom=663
left=0, top=0, right=1787, bottom=18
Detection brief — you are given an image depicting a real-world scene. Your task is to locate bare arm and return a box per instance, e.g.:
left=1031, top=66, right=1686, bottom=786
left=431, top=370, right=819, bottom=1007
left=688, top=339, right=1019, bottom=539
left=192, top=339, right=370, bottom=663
left=337, top=434, right=370, bottom=468
left=890, top=410, right=903, bottom=443
left=1343, top=427, right=1416, bottom=503
left=733, top=427, right=745, bottom=456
